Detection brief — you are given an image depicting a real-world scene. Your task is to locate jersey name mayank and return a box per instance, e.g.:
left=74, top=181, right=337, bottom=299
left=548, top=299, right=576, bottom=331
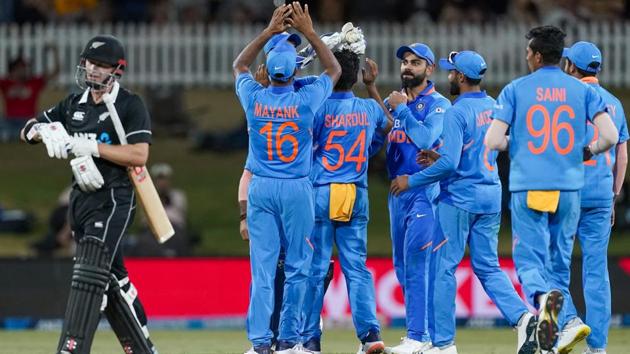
left=254, top=102, right=299, bottom=119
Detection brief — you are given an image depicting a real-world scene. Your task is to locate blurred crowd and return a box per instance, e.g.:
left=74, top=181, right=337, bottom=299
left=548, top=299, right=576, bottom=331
left=0, top=0, right=629, bottom=25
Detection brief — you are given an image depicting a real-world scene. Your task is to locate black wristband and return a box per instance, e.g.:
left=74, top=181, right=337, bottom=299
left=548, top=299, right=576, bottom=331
left=239, top=213, right=247, bottom=221
left=24, top=121, right=39, bottom=145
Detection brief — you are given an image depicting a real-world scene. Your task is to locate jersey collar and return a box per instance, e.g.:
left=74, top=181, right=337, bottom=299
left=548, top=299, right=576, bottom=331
left=580, top=76, right=600, bottom=86
left=269, top=84, right=294, bottom=94
left=453, top=90, right=487, bottom=105
left=406, top=81, right=436, bottom=106
left=330, top=91, right=354, bottom=99
left=78, top=81, right=121, bottom=105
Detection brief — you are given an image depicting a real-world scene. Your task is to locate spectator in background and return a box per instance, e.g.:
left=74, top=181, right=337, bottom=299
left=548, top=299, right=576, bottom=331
left=0, top=45, right=59, bottom=141
left=126, top=163, right=191, bottom=256
left=31, top=187, right=73, bottom=257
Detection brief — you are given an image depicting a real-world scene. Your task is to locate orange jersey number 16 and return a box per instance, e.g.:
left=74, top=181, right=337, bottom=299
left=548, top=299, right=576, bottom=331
left=259, top=121, right=299, bottom=163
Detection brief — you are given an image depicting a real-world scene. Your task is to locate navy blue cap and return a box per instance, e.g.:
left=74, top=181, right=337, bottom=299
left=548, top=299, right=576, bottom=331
left=562, top=41, right=602, bottom=73
left=396, top=43, right=435, bottom=65
left=264, top=32, right=302, bottom=55
left=266, top=42, right=297, bottom=82
left=439, top=50, right=487, bottom=79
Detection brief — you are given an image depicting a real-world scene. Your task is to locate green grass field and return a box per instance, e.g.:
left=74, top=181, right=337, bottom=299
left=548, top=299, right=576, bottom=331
left=1, top=328, right=629, bottom=354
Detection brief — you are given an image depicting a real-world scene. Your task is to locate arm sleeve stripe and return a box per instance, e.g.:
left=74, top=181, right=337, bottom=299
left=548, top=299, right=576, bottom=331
left=125, top=130, right=152, bottom=138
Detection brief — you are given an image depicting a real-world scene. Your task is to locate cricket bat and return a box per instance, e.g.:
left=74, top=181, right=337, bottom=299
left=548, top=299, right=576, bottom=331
left=102, top=92, right=175, bottom=243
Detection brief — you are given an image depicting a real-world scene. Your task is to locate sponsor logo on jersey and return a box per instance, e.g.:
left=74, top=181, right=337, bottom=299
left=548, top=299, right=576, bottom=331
left=72, top=111, right=85, bottom=121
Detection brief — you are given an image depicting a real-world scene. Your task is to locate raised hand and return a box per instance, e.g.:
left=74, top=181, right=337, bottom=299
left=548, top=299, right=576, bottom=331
left=286, top=1, right=314, bottom=35
left=266, top=4, right=292, bottom=35
left=362, top=57, right=379, bottom=86
left=255, top=64, right=270, bottom=87
left=387, top=91, right=408, bottom=110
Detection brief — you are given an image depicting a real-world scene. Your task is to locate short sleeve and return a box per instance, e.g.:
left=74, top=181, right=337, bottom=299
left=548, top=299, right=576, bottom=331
left=235, top=73, right=263, bottom=110
left=36, top=95, right=72, bottom=125
left=297, top=73, right=333, bottom=113
left=618, top=105, right=629, bottom=143
left=585, top=86, right=607, bottom=123
left=293, top=75, right=318, bottom=90
left=123, top=95, right=152, bottom=144
left=492, top=83, right=516, bottom=126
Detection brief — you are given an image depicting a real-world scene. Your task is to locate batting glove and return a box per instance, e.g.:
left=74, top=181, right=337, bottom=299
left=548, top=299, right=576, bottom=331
left=67, top=136, right=100, bottom=158
left=70, top=155, right=104, bottom=192
left=34, top=122, right=71, bottom=159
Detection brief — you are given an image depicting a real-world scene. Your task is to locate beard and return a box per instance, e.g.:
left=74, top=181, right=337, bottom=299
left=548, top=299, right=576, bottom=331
left=400, top=70, right=426, bottom=88
left=449, top=79, right=460, bottom=96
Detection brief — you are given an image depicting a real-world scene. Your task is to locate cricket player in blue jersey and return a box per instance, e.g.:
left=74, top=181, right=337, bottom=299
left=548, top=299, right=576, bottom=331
left=391, top=50, right=538, bottom=354
left=384, top=43, right=451, bottom=354
left=301, top=32, right=393, bottom=353
left=485, top=26, right=618, bottom=352
left=233, top=3, right=341, bottom=354
left=553, top=41, right=629, bottom=354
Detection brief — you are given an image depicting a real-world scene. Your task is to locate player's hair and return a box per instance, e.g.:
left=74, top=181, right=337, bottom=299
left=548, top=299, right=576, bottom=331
left=525, top=25, right=566, bottom=65
left=464, top=76, right=482, bottom=86
left=333, top=49, right=360, bottom=91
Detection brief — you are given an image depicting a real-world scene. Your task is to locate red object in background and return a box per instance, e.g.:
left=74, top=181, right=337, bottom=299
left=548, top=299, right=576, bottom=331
left=126, top=258, right=252, bottom=317
left=125, top=257, right=529, bottom=319
left=0, top=77, right=46, bottom=119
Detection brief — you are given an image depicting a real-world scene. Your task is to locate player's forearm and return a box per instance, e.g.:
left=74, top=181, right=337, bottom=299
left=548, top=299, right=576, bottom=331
left=238, top=169, right=252, bottom=203
left=485, top=120, right=510, bottom=151
left=366, top=84, right=394, bottom=133
left=302, top=29, right=341, bottom=82
left=20, top=118, right=39, bottom=143
left=613, top=142, right=628, bottom=196
left=233, top=29, right=274, bottom=77
left=591, top=112, right=618, bottom=154
left=98, top=143, right=149, bottom=167
left=408, top=158, right=454, bottom=188
left=396, top=106, right=440, bottom=150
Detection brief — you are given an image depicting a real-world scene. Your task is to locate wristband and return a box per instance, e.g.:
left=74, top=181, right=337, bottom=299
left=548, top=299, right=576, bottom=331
left=24, top=121, right=39, bottom=144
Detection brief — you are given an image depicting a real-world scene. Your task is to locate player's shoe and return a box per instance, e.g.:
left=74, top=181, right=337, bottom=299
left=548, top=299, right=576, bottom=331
left=537, top=290, right=564, bottom=351
left=583, top=347, right=606, bottom=353
left=276, top=341, right=310, bottom=354
left=245, top=345, right=273, bottom=354
left=557, top=318, right=591, bottom=354
left=356, top=330, right=385, bottom=354
left=421, top=344, right=458, bottom=354
left=516, top=312, right=538, bottom=354
left=385, top=337, right=431, bottom=354
left=302, top=337, right=321, bottom=354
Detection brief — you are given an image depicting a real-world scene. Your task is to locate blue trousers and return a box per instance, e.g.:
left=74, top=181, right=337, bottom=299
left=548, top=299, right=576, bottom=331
left=246, top=176, right=314, bottom=347
left=432, top=202, right=528, bottom=346
left=559, top=205, right=612, bottom=350
left=388, top=188, right=437, bottom=342
left=302, top=185, right=380, bottom=342
left=510, top=191, right=579, bottom=310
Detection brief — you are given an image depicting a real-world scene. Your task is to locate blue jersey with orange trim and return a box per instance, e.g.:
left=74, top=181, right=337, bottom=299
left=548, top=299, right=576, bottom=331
left=311, top=92, right=388, bottom=187
left=408, top=92, right=501, bottom=214
left=492, top=66, right=607, bottom=191
left=581, top=77, right=629, bottom=207
left=385, top=81, right=451, bottom=180
left=236, top=72, right=333, bottom=179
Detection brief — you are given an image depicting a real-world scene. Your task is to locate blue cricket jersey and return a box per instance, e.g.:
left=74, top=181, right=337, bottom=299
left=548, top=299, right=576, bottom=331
left=236, top=72, right=333, bottom=179
left=492, top=66, right=607, bottom=192
left=386, top=81, right=451, bottom=180
left=408, top=91, right=501, bottom=214
left=581, top=77, right=629, bottom=207
left=311, top=92, right=388, bottom=188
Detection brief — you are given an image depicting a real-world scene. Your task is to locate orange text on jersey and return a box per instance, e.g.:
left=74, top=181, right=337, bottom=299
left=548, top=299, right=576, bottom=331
left=254, top=102, right=299, bottom=119
left=476, top=110, right=492, bottom=127
left=325, top=112, right=369, bottom=128
left=536, top=88, right=566, bottom=102
left=388, top=130, right=412, bottom=144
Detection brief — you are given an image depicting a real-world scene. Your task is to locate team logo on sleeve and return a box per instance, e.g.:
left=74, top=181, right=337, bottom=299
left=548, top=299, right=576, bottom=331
left=435, top=107, right=445, bottom=113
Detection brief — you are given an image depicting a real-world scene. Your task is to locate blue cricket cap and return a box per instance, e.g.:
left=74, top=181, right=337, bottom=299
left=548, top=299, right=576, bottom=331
left=264, top=32, right=302, bottom=55
left=439, top=50, right=487, bottom=79
left=396, top=43, right=435, bottom=65
left=562, top=41, right=602, bottom=73
left=266, top=42, right=297, bottom=82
